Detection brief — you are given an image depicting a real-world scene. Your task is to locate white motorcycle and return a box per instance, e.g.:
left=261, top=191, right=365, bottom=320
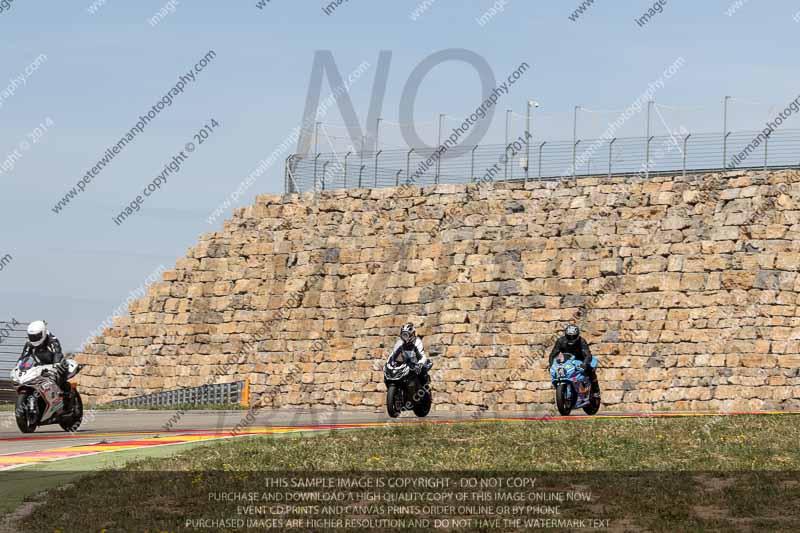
left=10, top=356, right=84, bottom=433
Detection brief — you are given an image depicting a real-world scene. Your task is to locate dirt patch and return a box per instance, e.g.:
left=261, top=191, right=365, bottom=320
left=693, top=473, right=737, bottom=492
left=0, top=500, right=44, bottom=533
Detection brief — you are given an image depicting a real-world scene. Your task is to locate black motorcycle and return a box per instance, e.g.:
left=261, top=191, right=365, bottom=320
left=383, top=350, right=433, bottom=418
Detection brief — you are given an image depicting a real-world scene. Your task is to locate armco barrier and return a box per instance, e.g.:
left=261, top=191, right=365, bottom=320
left=109, top=379, right=248, bottom=408
left=0, top=379, right=15, bottom=404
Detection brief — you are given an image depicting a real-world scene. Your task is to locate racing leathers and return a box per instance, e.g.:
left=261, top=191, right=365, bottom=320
left=548, top=335, right=600, bottom=396
left=18, top=334, right=71, bottom=405
left=387, top=337, right=430, bottom=378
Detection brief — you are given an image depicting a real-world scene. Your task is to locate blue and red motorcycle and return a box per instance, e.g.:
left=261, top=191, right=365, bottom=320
left=549, top=354, right=601, bottom=416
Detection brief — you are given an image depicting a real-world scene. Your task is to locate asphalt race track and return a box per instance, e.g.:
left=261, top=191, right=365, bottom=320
left=1, top=408, right=797, bottom=471
left=0, top=408, right=392, bottom=457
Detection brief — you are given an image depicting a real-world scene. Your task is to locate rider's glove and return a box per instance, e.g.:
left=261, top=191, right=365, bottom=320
left=414, top=362, right=424, bottom=374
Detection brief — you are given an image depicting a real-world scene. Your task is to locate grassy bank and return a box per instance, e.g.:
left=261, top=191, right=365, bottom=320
left=15, top=414, right=800, bottom=531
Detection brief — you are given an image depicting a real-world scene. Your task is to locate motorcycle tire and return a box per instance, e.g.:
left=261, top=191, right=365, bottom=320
left=583, top=385, right=601, bottom=415
left=413, top=388, right=432, bottom=418
left=59, top=392, right=83, bottom=432
left=15, top=394, right=37, bottom=433
left=555, top=383, right=572, bottom=416
left=386, top=385, right=402, bottom=418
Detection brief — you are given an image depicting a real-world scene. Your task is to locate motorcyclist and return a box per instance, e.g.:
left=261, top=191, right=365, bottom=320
left=18, top=320, right=72, bottom=409
left=386, top=323, right=431, bottom=380
left=548, top=324, right=600, bottom=398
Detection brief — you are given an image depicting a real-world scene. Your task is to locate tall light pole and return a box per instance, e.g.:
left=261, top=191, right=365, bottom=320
left=525, top=100, right=540, bottom=183
left=437, top=113, right=446, bottom=148
left=314, top=121, right=321, bottom=155
left=645, top=100, right=654, bottom=178
left=436, top=113, right=446, bottom=182
left=505, top=109, right=512, bottom=180
left=723, top=95, right=731, bottom=168
left=375, top=117, right=383, bottom=152
left=573, top=105, right=581, bottom=178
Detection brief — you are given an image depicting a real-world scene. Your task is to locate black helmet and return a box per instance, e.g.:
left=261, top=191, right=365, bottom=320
left=565, top=324, right=580, bottom=346
left=400, top=323, right=416, bottom=343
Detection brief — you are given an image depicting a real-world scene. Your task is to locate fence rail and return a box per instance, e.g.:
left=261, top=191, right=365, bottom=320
left=285, top=128, right=800, bottom=193
left=0, top=320, right=27, bottom=375
left=109, top=380, right=247, bottom=408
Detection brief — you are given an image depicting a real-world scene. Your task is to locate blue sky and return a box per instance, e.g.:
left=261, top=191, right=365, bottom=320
left=1, top=0, right=799, bottom=351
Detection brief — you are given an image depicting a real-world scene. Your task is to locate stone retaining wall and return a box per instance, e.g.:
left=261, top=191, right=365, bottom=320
left=77, top=170, right=800, bottom=412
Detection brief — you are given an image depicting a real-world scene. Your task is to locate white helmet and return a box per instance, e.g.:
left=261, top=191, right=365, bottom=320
left=400, top=322, right=416, bottom=343
left=27, top=320, right=48, bottom=347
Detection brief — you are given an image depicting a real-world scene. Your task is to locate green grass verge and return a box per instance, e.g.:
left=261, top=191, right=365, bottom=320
left=0, top=403, right=13, bottom=411
left=13, top=415, right=800, bottom=532
left=0, top=440, right=216, bottom=516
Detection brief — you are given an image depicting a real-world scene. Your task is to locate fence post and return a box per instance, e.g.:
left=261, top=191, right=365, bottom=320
left=722, top=95, right=731, bottom=168
left=608, top=138, right=616, bottom=178
left=358, top=165, right=365, bottom=188
left=505, top=109, right=511, bottom=181
left=283, top=155, right=289, bottom=194
left=322, top=161, right=330, bottom=191
left=471, top=145, right=478, bottom=183
left=572, top=140, right=579, bottom=178
left=507, top=141, right=516, bottom=182
left=645, top=136, right=654, bottom=179
left=538, top=141, right=546, bottom=180
left=682, top=134, right=691, bottom=177
left=313, top=154, right=321, bottom=194
left=572, top=105, right=580, bottom=179
left=395, top=170, right=402, bottom=186
left=406, top=148, right=415, bottom=184
left=723, top=132, right=731, bottom=170
left=284, top=155, right=297, bottom=194
left=374, top=150, right=382, bottom=187
left=343, top=152, right=351, bottom=189
left=764, top=135, right=768, bottom=171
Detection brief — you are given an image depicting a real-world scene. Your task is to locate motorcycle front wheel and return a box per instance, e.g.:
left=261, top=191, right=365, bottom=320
left=413, top=387, right=432, bottom=418
left=583, top=397, right=601, bottom=415
left=583, top=385, right=601, bottom=415
left=59, top=391, right=84, bottom=432
left=555, top=383, right=572, bottom=416
left=15, top=394, right=37, bottom=433
left=386, top=385, right=402, bottom=418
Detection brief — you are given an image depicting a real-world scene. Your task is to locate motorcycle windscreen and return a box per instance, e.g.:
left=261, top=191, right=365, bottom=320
left=17, top=356, right=35, bottom=372
left=562, top=361, right=576, bottom=375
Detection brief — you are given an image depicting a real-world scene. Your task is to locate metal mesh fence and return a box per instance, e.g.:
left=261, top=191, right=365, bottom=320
left=0, top=320, right=27, bottom=375
left=285, top=128, right=800, bottom=193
